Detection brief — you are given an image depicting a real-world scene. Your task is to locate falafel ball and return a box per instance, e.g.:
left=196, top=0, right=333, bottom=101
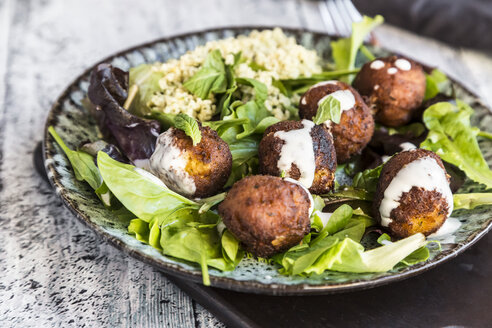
left=373, top=148, right=453, bottom=238
left=353, top=56, right=426, bottom=127
left=149, top=125, right=232, bottom=198
left=298, top=81, right=374, bottom=163
left=218, top=175, right=311, bottom=257
left=258, top=120, right=337, bottom=194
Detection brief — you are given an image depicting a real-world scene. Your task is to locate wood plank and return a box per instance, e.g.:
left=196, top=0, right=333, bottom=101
left=0, top=0, right=13, bottom=123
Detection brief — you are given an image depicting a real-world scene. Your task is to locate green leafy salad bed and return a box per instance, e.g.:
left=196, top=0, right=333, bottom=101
left=49, top=16, right=492, bottom=285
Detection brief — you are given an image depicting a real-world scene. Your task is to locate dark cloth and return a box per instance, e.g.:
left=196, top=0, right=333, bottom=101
left=353, top=0, right=492, bottom=51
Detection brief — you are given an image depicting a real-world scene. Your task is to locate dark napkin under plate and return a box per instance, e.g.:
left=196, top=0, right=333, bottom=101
left=354, top=0, right=492, bottom=51
left=34, top=143, right=492, bottom=328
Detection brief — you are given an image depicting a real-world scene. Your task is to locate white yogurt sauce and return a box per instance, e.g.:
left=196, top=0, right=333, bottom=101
left=312, top=80, right=338, bottom=88
left=149, top=129, right=197, bottom=196
left=133, top=159, right=151, bottom=171
left=317, top=90, right=356, bottom=112
left=387, top=67, right=398, bottom=75
left=314, top=211, right=332, bottom=228
left=276, top=120, right=316, bottom=188
left=394, top=58, right=412, bottom=71
left=216, top=221, right=226, bottom=235
left=284, top=177, right=314, bottom=216
left=379, top=156, right=454, bottom=227
left=428, top=217, right=461, bottom=244
left=370, top=60, right=385, bottom=70
left=399, top=142, right=417, bottom=151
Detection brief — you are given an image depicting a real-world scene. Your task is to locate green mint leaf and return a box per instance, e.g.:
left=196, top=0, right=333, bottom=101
left=174, top=113, right=202, bottom=146
left=235, top=77, right=268, bottom=105
left=184, top=49, right=227, bottom=99
left=313, top=95, right=342, bottom=124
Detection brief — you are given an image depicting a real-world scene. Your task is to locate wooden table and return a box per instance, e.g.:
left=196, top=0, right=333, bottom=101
left=0, top=0, right=491, bottom=327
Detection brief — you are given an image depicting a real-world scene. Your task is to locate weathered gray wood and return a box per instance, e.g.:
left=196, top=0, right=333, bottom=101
left=0, top=0, right=491, bottom=327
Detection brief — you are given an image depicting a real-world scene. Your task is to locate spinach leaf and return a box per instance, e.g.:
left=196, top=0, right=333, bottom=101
left=235, top=101, right=280, bottom=139
left=174, top=113, right=202, bottom=145
left=97, top=151, right=198, bottom=222
left=313, top=95, right=342, bottom=124
left=424, top=69, right=450, bottom=100
left=127, top=63, right=164, bottom=116
left=48, top=127, right=115, bottom=206
left=421, top=101, right=492, bottom=188
left=331, top=15, right=384, bottom=82
left=225, top=136, right=260, bottom=187
left=236, top=77, right=268, bottom=106
left=184, top=49, right=228, bottom=99
left=128, top=218, right=150, bottom=243
left=202, top=118, right=249, bottom=136
left=146, top=111, right=176, bottom=130
left=352, top=165, right=383, bottom=195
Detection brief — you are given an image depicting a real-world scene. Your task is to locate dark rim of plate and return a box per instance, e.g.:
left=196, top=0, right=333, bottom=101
left=43, top=26, right=492, bottom=296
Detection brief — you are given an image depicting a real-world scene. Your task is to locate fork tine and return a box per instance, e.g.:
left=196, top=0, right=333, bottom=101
left=334, top=0, right=354, bottom=36
left=343, top=0, right=363, bottom=23
left=319, top=1, right=339, bottom=36
left=326, top=0, right=350, bottom=36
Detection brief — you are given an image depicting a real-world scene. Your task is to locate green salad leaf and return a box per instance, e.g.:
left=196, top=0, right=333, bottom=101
left=174, top=113, right=202, bottom=146
left=279, top=68, right=360, bottom=94
left=98, top=153, right=242, bottom=285
left=236, top=77, right=268, bottom=105
left=331, top=15, right=384, bottom=82
left=305, top=233, right=426, bottom=274
left=352, top=165, right=383, bottom=195
left=424, top=69, right=450, bottom=100
left=97, top=151, right=198, bottom=221
left=387, top=122, right=426, bottom=137
left=453, top=193, right=492, bottom=210
left=235, top=101, right=280, bottom=139
left=48, top=127, right=115, bottom=207
left=313, top=95, right=342, bottom=124
left=127, top=64, right=165, bottom=115
left=421, top=100, right=492, bottom=188
left=184, top=49, right=228, bottom=99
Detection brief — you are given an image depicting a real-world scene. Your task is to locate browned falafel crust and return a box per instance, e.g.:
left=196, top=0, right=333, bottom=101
left=353, top=56, right=426, bottom=127
left=298, top=81, right=374, bottom=163
left=373, top=149, right=451, bottom=238
left=218, top=175, right=311, bottom=258
left=170, top=125, right=232, bottom=198
left=258, top=120, right=337, bottom=194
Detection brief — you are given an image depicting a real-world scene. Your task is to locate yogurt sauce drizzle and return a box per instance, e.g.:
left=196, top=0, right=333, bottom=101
left=312, top=80, right=338, bottom=88
left=427, top=217, right=461, bottom=244
left=370, top=60, right=385, bottom=70
left=387, top=67, right=398, bottom=75
left=275, top=120, right=316, bottom=188
left=149, top=129, right=197, bottom=196
left=379, top=156, right=454, bottom=227
left=285, top=177, right=314, bottom=216
left=317, top=90, right=356, bottom=112
left=399, top=142, right=416, bottom=151
left=394, top=58, right=411, bottom=71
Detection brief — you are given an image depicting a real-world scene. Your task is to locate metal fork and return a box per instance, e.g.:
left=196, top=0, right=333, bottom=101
left=319, top=0, right=364, bottom=37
